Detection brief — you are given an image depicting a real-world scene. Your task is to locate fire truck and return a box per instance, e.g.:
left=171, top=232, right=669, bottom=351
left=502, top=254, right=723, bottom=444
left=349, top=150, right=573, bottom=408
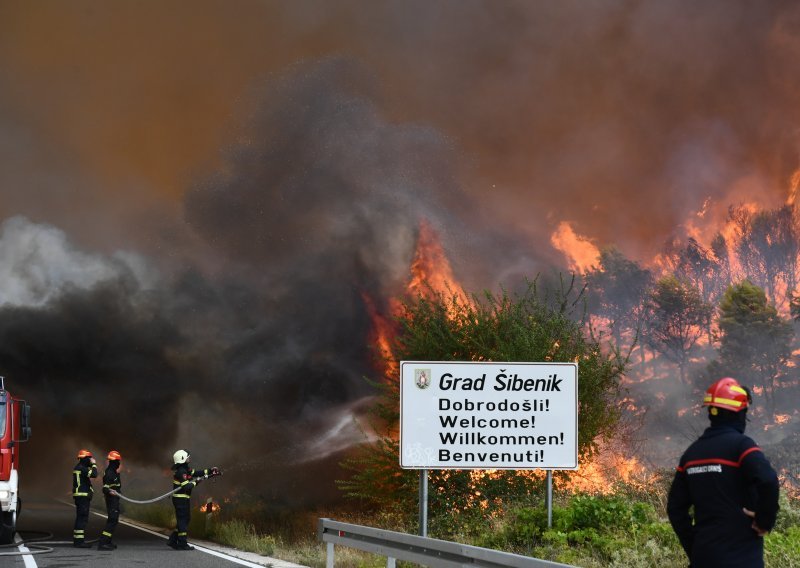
left=0, top=377, right=31, bottom=544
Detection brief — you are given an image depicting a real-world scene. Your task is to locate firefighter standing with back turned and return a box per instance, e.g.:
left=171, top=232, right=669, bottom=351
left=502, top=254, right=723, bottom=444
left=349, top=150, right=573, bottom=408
left=97, top=450, right=122, bottom=551
left=72, top=449, right=97, bottom=548
left=667, top=377, right=780, bottom=568
left=167, top=449, right=220, bottom=551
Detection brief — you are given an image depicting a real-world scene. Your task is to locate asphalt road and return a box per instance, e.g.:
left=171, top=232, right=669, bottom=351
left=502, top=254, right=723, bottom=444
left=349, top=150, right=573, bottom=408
left=2, top=496, right=299, bottom=568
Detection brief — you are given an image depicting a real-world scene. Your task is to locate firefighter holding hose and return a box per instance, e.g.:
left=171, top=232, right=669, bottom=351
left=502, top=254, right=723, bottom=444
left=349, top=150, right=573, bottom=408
left=667, top=377, right=780, bottom=568
left=72, top=449, right=97, bottom=548
left=97, top=450, right=122, bottom=551
left=167, top=449, right=220, bottom=551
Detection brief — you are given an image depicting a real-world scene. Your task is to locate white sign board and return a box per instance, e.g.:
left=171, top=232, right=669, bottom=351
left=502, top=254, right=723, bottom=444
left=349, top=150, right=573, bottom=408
left=400, top=361, right=578, bottom=470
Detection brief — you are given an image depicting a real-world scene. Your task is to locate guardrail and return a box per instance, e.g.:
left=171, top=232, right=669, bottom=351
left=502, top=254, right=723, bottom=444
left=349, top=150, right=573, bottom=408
left=318, top=518, right=574, bottom=568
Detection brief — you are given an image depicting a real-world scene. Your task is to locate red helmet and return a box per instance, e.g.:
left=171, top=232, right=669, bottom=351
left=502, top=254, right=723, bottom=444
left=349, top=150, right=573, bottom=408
left=77, top=449, right=93, bottom=459
left=107, top=450, right=122, bottom=461
left=704, top=377, right=750, bottom=412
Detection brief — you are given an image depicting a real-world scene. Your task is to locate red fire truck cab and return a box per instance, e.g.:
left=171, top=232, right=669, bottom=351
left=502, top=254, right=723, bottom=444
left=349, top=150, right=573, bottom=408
left=0, top=377, right=31, bottom=544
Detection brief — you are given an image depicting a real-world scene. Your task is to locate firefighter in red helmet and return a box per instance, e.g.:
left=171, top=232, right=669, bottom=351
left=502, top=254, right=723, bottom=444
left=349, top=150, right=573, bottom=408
left=97, top=450, right=122, bottom=551
left=72, top=449, right=97, bottom=548
left=667, top=378, right=780, bottom=568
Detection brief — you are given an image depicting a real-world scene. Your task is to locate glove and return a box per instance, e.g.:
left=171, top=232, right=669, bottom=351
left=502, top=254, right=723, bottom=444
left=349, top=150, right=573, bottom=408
left=210, top=467, right=221, bottom=476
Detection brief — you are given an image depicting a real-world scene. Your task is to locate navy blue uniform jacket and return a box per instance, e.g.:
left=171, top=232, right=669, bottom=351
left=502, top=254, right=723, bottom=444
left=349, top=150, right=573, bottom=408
left=667, top=423, right=779, bottom=568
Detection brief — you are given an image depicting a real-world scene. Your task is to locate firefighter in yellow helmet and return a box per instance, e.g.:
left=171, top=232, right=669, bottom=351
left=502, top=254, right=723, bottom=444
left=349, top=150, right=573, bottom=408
left=72, top=449, right=97, bottom=548
left=167, top=450, right=220, bottom=551
left=97, top=450, right=122, bottom=551
left=667, top=378, right=780, bottom=568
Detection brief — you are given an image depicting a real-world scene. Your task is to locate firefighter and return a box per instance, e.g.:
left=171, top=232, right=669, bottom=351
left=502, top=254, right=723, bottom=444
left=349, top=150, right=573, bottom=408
left=72, top=449, right=98, bottom=548
left=167, top=449, right=220, bottom=551
left=97, top=450, right=122, bottom=551
left=667, top=377, right=780, bottom=568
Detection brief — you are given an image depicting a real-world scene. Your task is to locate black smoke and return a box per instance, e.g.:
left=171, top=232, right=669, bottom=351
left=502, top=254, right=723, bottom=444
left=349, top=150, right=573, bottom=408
left=0, top=59, right=541, bottom=497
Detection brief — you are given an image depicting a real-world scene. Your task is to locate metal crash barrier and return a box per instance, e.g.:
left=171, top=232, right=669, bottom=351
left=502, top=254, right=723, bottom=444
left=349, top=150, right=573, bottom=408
left=318, top=518, right=575, bottom=568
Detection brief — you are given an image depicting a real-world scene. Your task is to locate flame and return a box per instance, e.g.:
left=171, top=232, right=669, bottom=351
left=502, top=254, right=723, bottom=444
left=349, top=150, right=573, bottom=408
left=561, top=439, right=648, bottom=494
left=764, top=413, right=792, bottom=431
left=362, top=292, right=398, bottom=377
left=364, top=220, right=468, bottom=379
left=407, top=220, right=466, bottom=301
left=550, top=221, right=600, bottom=274
left=788, top=169, right=800, bottom=206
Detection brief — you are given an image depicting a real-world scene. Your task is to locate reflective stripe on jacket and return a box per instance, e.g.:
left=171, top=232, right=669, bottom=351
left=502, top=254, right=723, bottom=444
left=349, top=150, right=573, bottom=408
left=667, top=424, right=779, bottom=568
left=72, top=461, right=98, bottom=498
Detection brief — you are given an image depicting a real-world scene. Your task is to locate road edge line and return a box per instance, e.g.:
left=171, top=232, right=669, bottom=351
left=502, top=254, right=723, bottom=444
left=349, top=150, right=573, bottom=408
left=13, top=532, right=38, bottom=568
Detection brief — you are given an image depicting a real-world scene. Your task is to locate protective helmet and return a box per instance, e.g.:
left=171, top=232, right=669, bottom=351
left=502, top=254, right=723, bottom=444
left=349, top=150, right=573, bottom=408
left=704, top=377, right=750, bottom=412
left=107, top=450, right=122, bottom=461
left=173, top=449, right=190, bottom=465
left=77, top=449, right=93, bottom=459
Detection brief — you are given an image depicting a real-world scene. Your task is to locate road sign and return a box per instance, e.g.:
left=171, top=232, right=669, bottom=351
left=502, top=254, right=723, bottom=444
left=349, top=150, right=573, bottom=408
left=400, top=361, right=578, bottom=469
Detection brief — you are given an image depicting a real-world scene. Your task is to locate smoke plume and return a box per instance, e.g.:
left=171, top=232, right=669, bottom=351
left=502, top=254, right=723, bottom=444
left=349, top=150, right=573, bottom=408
left=3, top=1, right=800, bottom=497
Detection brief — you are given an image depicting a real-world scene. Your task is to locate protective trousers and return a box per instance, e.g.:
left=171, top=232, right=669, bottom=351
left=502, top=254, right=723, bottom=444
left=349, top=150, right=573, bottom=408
left=99, top=495, right=120, bottom=545
left=73, top=496, right=90, bottom=544
left=168, top=497, right=191, bottom=547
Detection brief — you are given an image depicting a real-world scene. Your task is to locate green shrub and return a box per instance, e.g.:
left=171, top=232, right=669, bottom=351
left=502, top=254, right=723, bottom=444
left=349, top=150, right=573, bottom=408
left=557, top=493, right=656, bottom=532
left=773, top=493, right=800, bottom=533
left=765, top=525, right=800, bottom=567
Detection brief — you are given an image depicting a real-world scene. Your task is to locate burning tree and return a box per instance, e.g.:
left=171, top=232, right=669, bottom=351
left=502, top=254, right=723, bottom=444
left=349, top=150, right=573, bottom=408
left=338, top=278, right=628, bottom=532
left=643, top=275, right=713, bottom=385
left=667, top=237, right=729, bottom=309
left=585, top=247, right=652, bottom=350
left=730, top=204, right=800, bottom=308
left=706, top=280, right=794, bottom=416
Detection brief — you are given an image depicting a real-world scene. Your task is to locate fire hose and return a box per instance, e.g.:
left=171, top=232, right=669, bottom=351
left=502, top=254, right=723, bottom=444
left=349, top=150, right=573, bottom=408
left=0, top=531, right=56, bottom=556
left=0, top=471, right=222, bottom=556
left=110, top=470, right=222, bottom=504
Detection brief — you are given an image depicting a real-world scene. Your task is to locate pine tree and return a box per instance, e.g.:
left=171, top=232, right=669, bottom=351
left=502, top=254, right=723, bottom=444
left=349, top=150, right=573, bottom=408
left=644, top=275, right=713, bottom=384
left=707, top=281, right=793, bottom=416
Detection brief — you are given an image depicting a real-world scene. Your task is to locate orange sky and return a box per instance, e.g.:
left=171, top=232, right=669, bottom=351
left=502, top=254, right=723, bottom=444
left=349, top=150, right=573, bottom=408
left=2, top=1, right=800, bottom=267
left=5, top=0, right=800, bottom=484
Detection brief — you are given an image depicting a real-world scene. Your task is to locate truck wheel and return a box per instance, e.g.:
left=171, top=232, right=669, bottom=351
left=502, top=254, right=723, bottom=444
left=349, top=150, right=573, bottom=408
left=0, top=511, right=16, bottom=544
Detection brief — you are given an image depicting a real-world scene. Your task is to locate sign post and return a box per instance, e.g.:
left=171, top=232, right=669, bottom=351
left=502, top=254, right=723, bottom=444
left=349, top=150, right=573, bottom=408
left=418, top=469, right=428, bottom=537
left=400, top=361, right=578, bottom=531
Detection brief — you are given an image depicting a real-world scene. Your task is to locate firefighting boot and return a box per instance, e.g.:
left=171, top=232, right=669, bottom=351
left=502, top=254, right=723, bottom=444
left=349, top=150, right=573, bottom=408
left=98, top=532, right=114, bottom=550
left=176, top=531, right=194, bottom=550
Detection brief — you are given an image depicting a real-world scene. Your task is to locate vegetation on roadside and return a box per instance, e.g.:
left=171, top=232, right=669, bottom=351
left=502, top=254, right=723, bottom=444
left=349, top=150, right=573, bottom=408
left=121, top=268, right=800, bottom=567
left=120, top=480, right=800, bottom=568
left=338, top=279, right=629, bottom=517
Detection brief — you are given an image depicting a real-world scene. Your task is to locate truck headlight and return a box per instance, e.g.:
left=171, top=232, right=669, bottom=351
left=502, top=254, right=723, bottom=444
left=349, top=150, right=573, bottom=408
left=0, top=490, right=9, bottom=500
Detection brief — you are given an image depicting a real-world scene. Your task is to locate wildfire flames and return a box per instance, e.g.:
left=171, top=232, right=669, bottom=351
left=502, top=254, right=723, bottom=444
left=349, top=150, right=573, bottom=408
left=10, top=0, right=800, bottom=514
left=372, top=187, right=800, bottom=495
left=550, top=221, right=600, bottom=274
left=367, top=220, right=468, bottom=379
left=407, top=220, right=467, bottom=302
left=562, top=442, right=648, bottom=495
left=369, top=221, right=651, bottom=492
